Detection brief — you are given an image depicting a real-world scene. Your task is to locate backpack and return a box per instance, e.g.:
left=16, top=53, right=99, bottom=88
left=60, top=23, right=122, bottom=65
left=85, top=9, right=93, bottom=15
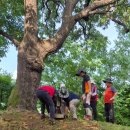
left=91, top=85, right=98, bottom=102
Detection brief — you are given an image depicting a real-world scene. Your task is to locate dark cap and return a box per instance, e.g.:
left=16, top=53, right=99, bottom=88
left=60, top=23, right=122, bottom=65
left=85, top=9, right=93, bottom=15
left=103, top=78, right=113, bottom=83
left=76, top=69, right=86, bottom=76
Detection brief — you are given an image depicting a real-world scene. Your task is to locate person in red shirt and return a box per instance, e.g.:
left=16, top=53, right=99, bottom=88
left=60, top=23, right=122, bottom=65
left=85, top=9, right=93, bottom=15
left=103, top=78, right=117, bottom=123
left=36, top=85, right=56, bottom=124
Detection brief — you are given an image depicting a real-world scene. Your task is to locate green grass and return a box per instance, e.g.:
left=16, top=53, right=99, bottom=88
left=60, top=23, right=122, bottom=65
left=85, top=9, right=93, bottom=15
left=99, top=121, right=130, bottom=130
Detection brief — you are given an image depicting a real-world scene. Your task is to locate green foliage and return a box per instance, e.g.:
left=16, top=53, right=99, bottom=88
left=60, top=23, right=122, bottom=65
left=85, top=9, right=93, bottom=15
left=0, top=0, right=24, bottom=41
left=0, top=0, right=24, bottom=62
left=0, top=0, right=129, bottom=56
left=0, top=0, right=129, bottom=43
left=0, top=71, right=14, bottom=109
left=97, top=98, right=104, bottom=121
left=0, top=36, right=9, bottom=61
left=37, top=0, right=130, bottom=39
left=41, top=32, right=108, bottom=121
left=42, top=30, right=108, bottom=93
left=41, top=32, right=130, bottom=126
left=99, top=121, right=130, bottom=130
left=100, top=33, right=130, bottom=87
left=115, top=85, right=130, bottom=126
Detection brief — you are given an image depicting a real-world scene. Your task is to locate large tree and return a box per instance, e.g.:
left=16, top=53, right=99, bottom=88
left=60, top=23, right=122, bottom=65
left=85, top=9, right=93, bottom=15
left=0, top=0, right=130, bottom=110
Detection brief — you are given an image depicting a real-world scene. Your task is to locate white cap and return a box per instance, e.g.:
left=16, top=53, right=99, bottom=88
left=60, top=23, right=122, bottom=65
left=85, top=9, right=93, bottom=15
left=60, top=83, right=65, bottom=88
left=91, top=79, right=95, bottom=84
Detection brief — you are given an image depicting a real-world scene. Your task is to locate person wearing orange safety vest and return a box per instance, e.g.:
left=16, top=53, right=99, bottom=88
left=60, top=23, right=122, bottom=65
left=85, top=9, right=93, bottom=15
left=76, top=69, right=92, bottom=120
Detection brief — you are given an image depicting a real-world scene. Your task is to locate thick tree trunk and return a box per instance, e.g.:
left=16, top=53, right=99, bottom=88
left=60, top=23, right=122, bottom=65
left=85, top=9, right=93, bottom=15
left=8, top=39, right=47, bottom=110
left=15, top=41, right=44, bottom=110
left=16, top=62, right=40, bottom=110
left=10, top=0, right=41, bottom=110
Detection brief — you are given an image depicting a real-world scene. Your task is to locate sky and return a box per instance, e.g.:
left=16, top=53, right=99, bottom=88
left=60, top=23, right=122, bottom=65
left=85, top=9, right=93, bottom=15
left=0, top=22, right=118, bottom=79
left=0, top=45, right=18, bottom=79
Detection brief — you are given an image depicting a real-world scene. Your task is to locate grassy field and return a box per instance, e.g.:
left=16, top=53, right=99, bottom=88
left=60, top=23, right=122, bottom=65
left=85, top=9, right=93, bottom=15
left=99, top=121, right=130, bottom=130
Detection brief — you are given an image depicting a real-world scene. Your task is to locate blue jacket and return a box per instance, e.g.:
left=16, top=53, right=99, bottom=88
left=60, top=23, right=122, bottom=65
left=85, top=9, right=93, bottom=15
left=63, top=92, right=80, bottom=107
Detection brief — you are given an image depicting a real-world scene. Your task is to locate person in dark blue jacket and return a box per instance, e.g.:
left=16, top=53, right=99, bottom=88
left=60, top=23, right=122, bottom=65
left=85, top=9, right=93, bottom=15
left=58, top=85, right=80, bottom=120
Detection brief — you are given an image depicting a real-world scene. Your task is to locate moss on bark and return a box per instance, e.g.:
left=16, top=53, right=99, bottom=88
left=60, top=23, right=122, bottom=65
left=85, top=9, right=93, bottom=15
left=7, top=87, right=20, bottom=108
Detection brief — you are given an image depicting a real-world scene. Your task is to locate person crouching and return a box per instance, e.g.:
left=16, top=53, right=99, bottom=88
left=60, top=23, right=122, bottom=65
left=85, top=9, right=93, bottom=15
left=58, top=85, right=80, bottom=120
left=36, top=85, right=56, bottom=125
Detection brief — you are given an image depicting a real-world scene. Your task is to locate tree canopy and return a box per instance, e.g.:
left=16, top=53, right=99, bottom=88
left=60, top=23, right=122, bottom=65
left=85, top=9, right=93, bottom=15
left=0, top=0, right=130, bottom=44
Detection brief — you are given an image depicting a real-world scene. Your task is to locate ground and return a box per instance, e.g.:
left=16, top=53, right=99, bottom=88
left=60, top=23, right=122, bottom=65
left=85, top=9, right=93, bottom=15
left=0, top=109, right=130, bottom=130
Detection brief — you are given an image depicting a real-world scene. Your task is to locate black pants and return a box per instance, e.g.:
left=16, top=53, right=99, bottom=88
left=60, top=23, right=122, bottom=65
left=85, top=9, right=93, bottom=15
left=105, top=103, right=115, bottom=123
left=90, top=102, right=97, bottom=120
left=36, top=90, right=55, bottom=119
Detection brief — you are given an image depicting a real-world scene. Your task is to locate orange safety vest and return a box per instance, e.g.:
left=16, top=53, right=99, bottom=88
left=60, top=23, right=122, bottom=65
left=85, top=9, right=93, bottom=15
left=85, top=82, right=90, bottom=93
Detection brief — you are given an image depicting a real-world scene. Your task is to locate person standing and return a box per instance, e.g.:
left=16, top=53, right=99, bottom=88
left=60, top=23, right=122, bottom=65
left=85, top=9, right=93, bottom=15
left=103, top=78, right=118, bottom=123
left=76, top=69, right=92, bottom=120
left=90, top=80, right=98, bottom=120
left=58, top=85, right=80, bottom=120
left=36, top=85, right=56, bottom=125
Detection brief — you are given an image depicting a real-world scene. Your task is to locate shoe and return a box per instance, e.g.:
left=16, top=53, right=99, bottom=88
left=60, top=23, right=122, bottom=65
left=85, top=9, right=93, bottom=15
left=41, top=114, right=46, bottom=119
left=49, top=118, right=56, bottom=125
left=72, top=118, right=77, bottom=120
left=84, top=115, right=92, bottom=120
left=64, top=115, right=69, bottom=119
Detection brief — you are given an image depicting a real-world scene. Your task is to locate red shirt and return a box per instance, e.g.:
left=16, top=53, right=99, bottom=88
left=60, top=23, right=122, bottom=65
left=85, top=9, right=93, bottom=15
left=104, top=86, right=117, bottom=103
left=37, top=86, right=55, bottom=97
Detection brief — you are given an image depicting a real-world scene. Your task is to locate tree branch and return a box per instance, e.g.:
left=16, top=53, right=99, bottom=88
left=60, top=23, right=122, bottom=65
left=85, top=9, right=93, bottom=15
left=89, top=8, right=110, bottom=15
left=39, top=0, right=125, bottom=55
left=40, top=0, right=79, bottom=54
left=74, top=0, right=117, bottom=21
left=109, top=17, right=130, bottom=33
left=0, top=30, right=20, bottom=47
left=89, top=8, right=130, bottom=33
left=62, top=0, right=79, bottom=18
